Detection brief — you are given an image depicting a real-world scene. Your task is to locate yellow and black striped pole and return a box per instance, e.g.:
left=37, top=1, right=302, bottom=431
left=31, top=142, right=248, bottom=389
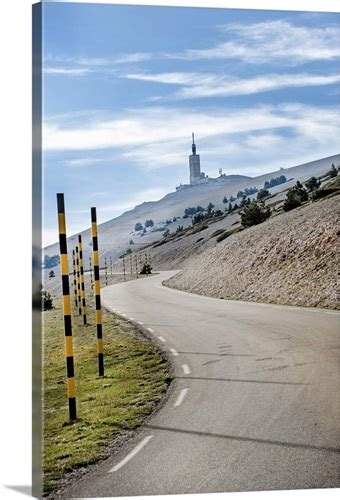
left=56, top=193, right=77, bottom=421
left=78, top=235, right=87, bottom=325
left=105, top=256, right=108, bottom=286
left=91, top=207, right=104, bottom=376
left=139, top=254, right=143, bottom=273
left=89, top=256, right=93, bottom=290
left=72, top=250, right=78, bottom=308
left=148, top=253, right=152, bottom=275
left=75, top=245, right=82, bottom=316
left=123, top=255, right=126, bottom=281
left=135, top=254, right=138, bottom=278
left=130, top=253, right=133, bottom=275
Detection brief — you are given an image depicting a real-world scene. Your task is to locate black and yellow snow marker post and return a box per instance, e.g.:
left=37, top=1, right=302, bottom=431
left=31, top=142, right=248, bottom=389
left=105, top=256, right=108, bottom=286
left=148, top=253, right=152, bottom=274
left=123, top=255, right=126, bottom=281
left=139, top=254, right=143, bottom=273
left=135, top=254, right=139, bottom=279
left=130, top=253, right=133, bottom=275
left=91, top=207, right=104, bottom=376
left=56, top=193, right=77, bottom=421
left=72, top=250, right=78, bottom=308
left=75, top=245, right=82, bottom=316
left=110, top=256, right=113, bottom=276
left=78, top=235, right=87, bottom=325
left=89, top=256, right=93, bottom=290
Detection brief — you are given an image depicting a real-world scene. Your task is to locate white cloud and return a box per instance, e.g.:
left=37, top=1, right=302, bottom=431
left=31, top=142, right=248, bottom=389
left=43, top=103, right=340, bottom=157
left=44, top=67, right=92, bottom=76
left=168, top=20, right=340, bottom=64
left=63, top=157, right=113, bottom=167
left=124, top=71, right=340, bottom=99
left=43, top=52, right=153, bottom=76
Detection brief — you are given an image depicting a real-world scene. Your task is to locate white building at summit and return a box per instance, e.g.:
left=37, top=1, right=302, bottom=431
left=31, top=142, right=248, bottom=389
left=189, top=132, right=206, bottom=185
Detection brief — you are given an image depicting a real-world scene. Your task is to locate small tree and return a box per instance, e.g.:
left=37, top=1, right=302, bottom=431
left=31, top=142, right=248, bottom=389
left=222, top=196, right=228, bottom=204
left=140, top=263, right=152, bottom=275
left=229, top=195, right=235, bottom=202
left=48, top=270, right=55, bottom=278
left=227, top=202, right=233, bottom=213
left=327, top=163, right=338, bottom=178
left=207, top=202, right=215, bottom=214
left=42, top=290, right=53, bottom=310
left=240, top=200, right=271, bottom=227
left=257, top=188, right=270, bottom=200
left=305, top=176, right=321, bottom=192
left=129, top=239, right=134, bottom=245
left=294, top=181, right=308, bottom=201
left=134, top=222, right=143, bottom=231
left=145, top=219, right=154, bottom=228
left=282, top=189, right=302, bottom=212
left=192, top=213, right=205, bottom=225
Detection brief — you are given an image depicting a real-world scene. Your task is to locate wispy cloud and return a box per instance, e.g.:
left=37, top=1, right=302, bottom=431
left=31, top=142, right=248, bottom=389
left=44, top=67, right=92, bottom=76
left=44, top=52, right=153, bottom=76
left=168, top=20, right=340, bottom=65
left=43, top=103, right=340, bottom=151
left=124, top=71, right=340, bottom=99
left=43, top=104, right=339, bottom=175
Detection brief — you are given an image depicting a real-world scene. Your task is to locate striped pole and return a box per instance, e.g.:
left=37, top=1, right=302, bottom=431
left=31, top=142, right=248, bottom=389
left=91, top=207, right=104, bottom=376
left=123, top=255, right=126, bottom=281
left=56, top=193, right=77, bottom=421
left=130, top=253, right=133, bottom=275
left=139, top=254, right=143, bottom=274
left=148, top=253, right=152, bottom=275
left=110, top=256, right=112, bottom=276
left=75, top=246, right=82, bottom=316
left=72, top=250, right=78, bottom=308
left=89, top=256, right=93, bottom=290
left=135, top=254, right=139, bottom=278
left=105, top=256, right=108, bottom=286
left=78, top=235, right=87, bottom=325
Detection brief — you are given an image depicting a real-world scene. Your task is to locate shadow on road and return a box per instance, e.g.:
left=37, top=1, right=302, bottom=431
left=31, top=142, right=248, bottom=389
left=145, top=425, right=340, bottom=454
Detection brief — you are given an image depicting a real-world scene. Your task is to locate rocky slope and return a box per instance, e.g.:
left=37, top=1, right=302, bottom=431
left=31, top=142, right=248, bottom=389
left=164, top=195, right=339, bottom=309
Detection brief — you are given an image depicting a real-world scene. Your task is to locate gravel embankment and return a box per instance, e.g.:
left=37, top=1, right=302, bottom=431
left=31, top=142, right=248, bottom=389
left=165, top=196, right=339, bottom=309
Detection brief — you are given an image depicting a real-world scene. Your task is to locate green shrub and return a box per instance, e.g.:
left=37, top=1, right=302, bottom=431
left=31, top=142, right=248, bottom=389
left=327, top=164, right=338, bottom=178
left=305, top=176, right=321, bottom=192
left=42, top=290, right=53, bottom=310
left=257, top=188, right=270, bottom=200
left=240, top=200, right=271, bottom=227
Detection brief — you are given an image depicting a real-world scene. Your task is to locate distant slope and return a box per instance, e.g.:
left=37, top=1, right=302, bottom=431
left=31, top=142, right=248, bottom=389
left=44, top=154, right=339, bottom=268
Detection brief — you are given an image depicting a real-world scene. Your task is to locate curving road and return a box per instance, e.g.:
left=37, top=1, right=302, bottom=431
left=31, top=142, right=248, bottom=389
left=63, top=271, right=339, bottom=497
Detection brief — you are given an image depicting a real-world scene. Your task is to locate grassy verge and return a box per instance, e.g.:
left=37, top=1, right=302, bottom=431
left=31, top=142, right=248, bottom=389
left=43, top=295, right=171, bottom=496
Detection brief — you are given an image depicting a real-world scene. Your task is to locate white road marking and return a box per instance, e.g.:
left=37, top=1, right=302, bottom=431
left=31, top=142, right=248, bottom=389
left=170, top=347, right=179, bottom=356
left=147, top=328, right=155, bottom=333
left=158, top=336, right=166, bottom=343
left=137, top=321, right=144, bottom=325
left=109, top=435, right=154, bottom=472
left=182, top=364, right=191, bottom=375
left=174, top=388, right=188, bottom=407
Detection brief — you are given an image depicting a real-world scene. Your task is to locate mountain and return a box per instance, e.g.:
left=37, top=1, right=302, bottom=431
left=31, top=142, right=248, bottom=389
left=44, top=154, right=339, bottom=268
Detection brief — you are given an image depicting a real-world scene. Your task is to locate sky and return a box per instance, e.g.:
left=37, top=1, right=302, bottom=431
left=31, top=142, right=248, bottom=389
left=42, top=2, right=340, bottom=246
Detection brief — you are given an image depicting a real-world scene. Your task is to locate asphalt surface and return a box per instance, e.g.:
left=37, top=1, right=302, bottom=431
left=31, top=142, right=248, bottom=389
left=62, top=271, right=339, bottom=497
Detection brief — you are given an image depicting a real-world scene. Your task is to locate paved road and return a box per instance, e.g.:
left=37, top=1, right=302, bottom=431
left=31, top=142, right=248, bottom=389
left=63, top=271, right=339, bottom=497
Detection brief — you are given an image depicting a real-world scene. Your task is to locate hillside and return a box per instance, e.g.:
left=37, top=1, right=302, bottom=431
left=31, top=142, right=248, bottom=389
left=164, top=195, right=338, bottom=309
left=44, top=155, right=339, bottom=269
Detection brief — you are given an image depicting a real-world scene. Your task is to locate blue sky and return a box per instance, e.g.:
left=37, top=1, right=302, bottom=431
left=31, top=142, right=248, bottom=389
left=42, top=2, right=340, bottom=246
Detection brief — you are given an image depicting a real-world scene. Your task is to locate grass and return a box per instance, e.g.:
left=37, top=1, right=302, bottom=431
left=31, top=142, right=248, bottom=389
left=43, top=296, right=171, bottom=496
